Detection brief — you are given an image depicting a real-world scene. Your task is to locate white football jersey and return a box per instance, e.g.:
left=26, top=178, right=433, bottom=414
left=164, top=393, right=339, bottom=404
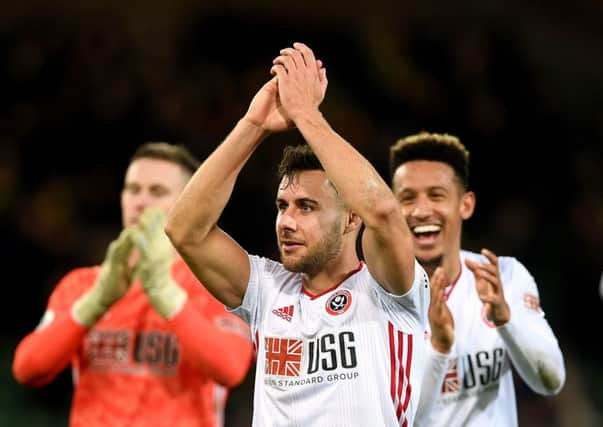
left=418, top=250, right=564, bottom=427
left=231, top=254, right=430, bottom=427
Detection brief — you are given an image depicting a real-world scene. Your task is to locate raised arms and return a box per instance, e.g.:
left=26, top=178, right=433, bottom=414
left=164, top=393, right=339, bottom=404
left=271, top=43, right=416, bottom=294
left=166, top=62, right=326, bottom=307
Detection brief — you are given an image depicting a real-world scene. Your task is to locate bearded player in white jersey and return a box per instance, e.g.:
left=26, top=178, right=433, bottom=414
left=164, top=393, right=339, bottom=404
left=389, top=132, right=566, bottom=426
left=166, top=43, right=429, bottom=427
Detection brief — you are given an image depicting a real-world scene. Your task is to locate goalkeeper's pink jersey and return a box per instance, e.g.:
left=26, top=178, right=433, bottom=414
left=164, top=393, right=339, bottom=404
left=13, top=258, right=252, bottom=427
left=231, top=255, right=430, bottom=427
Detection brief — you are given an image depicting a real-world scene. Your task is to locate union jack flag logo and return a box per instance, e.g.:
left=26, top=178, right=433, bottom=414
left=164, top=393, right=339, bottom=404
left=265, top=337, right=303, bottom=377
left=441, top=358, right=460, bottom=393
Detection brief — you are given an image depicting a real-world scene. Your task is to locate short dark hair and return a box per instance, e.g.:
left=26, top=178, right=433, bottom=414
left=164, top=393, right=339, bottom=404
left=130, top=142, right=200, bottom=175
left=277, top=144, right=324, bottom=182
left=389, top=132, right=470, bottom=189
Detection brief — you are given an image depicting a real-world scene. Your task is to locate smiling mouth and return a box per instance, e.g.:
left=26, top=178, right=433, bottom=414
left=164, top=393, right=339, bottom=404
left=411, top=224, right=441, bottom=242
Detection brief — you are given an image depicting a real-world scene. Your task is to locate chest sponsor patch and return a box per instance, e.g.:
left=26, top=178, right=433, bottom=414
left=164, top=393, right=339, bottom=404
left=263, top=332, right=358, bottom=380
left=441, top=359, right=460, bottom=393
left=265, top=337, right=303, bottom=376
left=440, top=348, right=506, bottom=395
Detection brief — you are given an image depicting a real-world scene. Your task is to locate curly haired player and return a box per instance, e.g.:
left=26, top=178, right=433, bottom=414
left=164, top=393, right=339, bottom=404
left=390, top=132, right=565, bottom=426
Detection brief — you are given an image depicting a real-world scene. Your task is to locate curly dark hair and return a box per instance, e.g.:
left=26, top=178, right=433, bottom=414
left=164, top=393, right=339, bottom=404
left=389, top=132, right=470, bottom=189
left=277, top=144, right=324, bottom=182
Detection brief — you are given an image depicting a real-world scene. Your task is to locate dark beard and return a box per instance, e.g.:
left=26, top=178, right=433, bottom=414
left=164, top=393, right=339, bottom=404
left=416, top=255, right=443, bottom=278
left=280, top=217, right=342, bottom=277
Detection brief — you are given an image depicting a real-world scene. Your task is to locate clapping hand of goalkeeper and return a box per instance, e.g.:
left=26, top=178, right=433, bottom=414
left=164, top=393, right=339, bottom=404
left=72, top=227, right=135, bottom=327
left=73, top=207, right=186, bottom=327
left=131, top=208, right=187, bottom=319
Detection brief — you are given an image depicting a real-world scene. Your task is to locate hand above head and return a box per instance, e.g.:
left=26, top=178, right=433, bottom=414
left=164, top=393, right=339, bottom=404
left=270, top=42, right=328, bottom=122
left=428, top=267, right=455, bottom=353
left=244, top=44, right=327, bottom=134
left=131, top=207, right=187, bottom=319
left=244, top=77, right=293, bottom=134
left=465, top=248, right=510, bottom=326
left=72, top=227, right=135, bottom=327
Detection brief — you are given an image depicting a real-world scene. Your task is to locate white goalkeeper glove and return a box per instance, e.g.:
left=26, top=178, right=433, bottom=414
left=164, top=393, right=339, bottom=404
left=131, top=208, right=187, bottom=319
left=72, top=227, right=134, bottom=327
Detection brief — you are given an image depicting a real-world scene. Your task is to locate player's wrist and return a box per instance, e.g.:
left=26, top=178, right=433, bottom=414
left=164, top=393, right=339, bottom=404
left=146, top=279, right=187, bottom=319
left=289, top=107, right=323, bottom=129
left=430, top=333, right=454, bottom=354
left=71, top=288, right=110, bottom=327
left=239, top=116, right=272, bottom=139
left=490, top=302, right=511, bottom=326
left=137, top=260, right=170, bottom=290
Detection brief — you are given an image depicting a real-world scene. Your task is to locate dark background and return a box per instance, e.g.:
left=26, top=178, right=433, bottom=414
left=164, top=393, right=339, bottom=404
left=1, top=1, right=601, bottom=425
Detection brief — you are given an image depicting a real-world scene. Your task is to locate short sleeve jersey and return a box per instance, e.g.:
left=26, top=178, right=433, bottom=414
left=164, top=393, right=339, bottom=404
left=422, top=250, right=558, bottom=427
left=231, top=255, right=430, bottom=427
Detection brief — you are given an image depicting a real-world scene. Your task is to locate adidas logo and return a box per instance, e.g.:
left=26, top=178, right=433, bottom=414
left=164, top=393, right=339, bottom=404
left=272, top=305, right=294, bottom=322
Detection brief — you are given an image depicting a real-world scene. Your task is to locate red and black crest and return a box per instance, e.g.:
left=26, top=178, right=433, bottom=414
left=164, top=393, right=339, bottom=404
left=326, top=290, right=352, bottom=315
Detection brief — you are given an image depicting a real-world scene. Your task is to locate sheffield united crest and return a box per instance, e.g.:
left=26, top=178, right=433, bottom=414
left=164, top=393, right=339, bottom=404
left=326, top=290, right=352, bottom=316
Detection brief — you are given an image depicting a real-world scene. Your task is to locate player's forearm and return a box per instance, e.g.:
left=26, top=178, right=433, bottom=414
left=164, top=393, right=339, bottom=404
left=498, top=314, right=565, bottom=395
left=293, top=110, right=415, bottom=294
left=169, top=301, right=253, bottom=387
left=166, top=119, right=266, bottom=249
left=414, top=345, right=450, bottom=426
left=292, top=110, right=401, bottom=228
left=13, top=314, right=86, bottom=386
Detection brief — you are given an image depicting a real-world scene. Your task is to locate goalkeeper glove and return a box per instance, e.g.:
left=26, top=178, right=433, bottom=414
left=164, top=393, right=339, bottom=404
left=72, top=227, right=134, bottom=327
left=131, top=208, right=187, bottom=319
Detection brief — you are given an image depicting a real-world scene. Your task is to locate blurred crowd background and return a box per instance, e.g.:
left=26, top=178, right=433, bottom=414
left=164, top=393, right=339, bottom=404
left=1, top=1, right=601, bottom=426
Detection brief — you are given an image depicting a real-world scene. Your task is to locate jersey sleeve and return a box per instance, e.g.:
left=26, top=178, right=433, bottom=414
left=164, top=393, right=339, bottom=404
left=230, top=254, right=286, bottom=328
left=372, top=259, right=430, bottom=331
left=168, top=264, right=253, bottom=388
left=414, top=345, right=450, bottom=427
left=497, top=257, right=566, bottom=395
left=228, top=254, right=262, bottom=327
left=12, top=268, right=94, bottom=387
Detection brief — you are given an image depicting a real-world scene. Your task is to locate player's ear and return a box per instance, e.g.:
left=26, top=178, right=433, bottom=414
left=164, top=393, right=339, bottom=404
left=460, top=191, right=476, bottom=220
left=344, top=211, right=362, bottom=234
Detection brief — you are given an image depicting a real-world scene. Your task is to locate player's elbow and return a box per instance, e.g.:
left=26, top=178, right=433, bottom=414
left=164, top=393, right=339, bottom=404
left=216, top=345, right=253, bottom=388
left=12, top=352, right=51, bottom=387
left=165, top=214, right=202, bottom=255
left=535, top=359, right=566, bottom=396
left=12, top=358, right=30, bottom=386
left=363, top=197, right=401, bottom=231
left=219, top=365, right=248, bottom=389
left=165, top=213, right=187, bottom=250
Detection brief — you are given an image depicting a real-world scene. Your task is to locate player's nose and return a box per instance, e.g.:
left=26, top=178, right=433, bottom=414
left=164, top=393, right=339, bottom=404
left=411, top=196, right=433, bottom=218
left=277, top=210, right=297, bottom=232
left=132, top=192, right=154, bottom=213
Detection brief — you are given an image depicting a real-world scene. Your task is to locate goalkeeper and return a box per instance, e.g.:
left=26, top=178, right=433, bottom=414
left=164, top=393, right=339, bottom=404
left=12, top=142, right=253, bottom=427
